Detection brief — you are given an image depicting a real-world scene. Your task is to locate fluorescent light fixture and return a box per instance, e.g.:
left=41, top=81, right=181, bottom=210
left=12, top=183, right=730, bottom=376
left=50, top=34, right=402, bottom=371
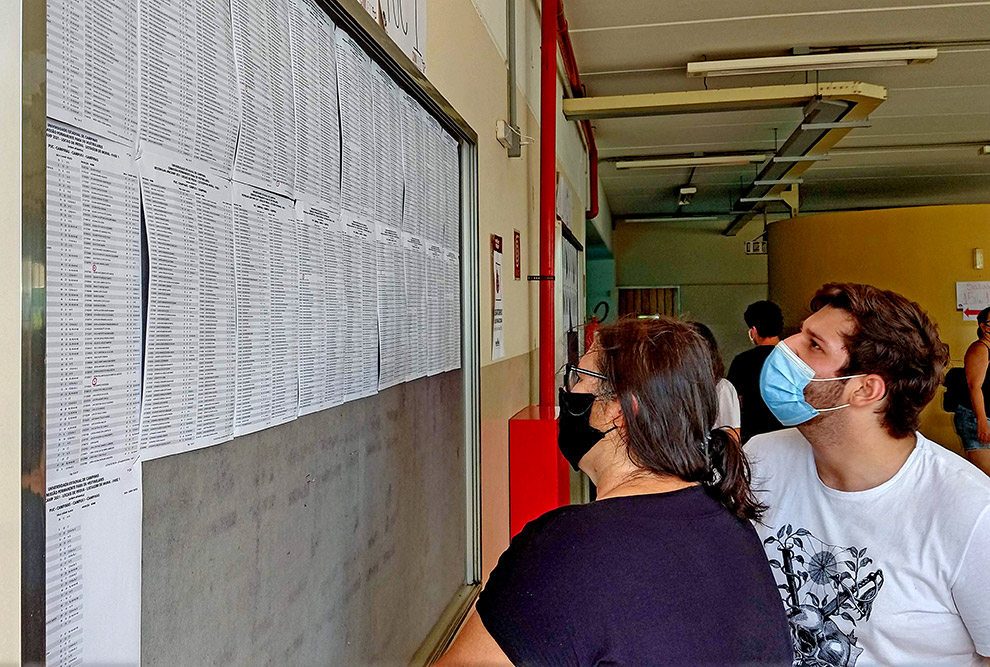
left=687, top=48, right=937, bottom=78
left=615, top=154, right=767, bottom=170
left=620, top=215, right=723, bottom=223
left=980, top=145, right=990, bottom=156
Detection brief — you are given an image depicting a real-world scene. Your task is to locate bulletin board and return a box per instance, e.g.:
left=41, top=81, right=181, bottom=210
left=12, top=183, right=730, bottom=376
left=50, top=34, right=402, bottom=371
left=25, top=0, right=481, bottom=664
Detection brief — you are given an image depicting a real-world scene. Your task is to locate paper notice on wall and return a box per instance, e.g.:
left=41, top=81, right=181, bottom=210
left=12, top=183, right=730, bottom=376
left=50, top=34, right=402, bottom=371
left=492, top=235, right=505, bottom=360
left=138, top=152, right=236, bottom=460
left=46, top=121, right=142, bottom=479
left=46, top=460, right=142, bottom=667
left=956, top=281, right=990, bottom=320
left=381, top=0, right=426, bottom=72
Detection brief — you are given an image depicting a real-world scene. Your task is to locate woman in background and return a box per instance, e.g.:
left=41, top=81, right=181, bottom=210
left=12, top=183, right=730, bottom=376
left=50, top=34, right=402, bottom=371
left=692, top=321, right=741, bottom=443
left=437, top=316, right=792, bottom=666
left=955, top=306, right=990, bottom=476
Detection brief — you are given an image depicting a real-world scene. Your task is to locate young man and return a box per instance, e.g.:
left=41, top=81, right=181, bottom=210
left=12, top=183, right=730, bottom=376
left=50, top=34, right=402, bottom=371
left=750, top=283, right=990, bottom=666
left=728, top=300, right=785, bottom=442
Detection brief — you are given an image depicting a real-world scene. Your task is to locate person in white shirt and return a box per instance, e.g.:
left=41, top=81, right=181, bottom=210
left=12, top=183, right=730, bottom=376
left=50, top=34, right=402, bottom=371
left=749, top=282, right=990, bottom=667
left=691, top=321, right=741, bottom=441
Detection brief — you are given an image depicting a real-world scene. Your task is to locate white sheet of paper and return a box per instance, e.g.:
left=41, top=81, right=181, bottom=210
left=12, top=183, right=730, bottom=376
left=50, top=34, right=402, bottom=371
left=46, top=460, right=142, bottom=667
left=138, top=151, right=236, bottom=459
left=46, top=121, right=142, bottom=478
left=290, top=0, right=342, bottom=210
left=47, top=0, right=138, bottom=144
left=441, top=134, right=462, bottom=371
left=492, top=242, right=505, bottom=360
left=400, top=95, right=429, bottom=381
left=340, top=211, right=380, bottom=401
left=138, top=0, right=239, bottom=176
left=372, top=64, right=408, bottom=390
left=382, top=0, right=425, bottom=72
left=231, top=0, right=296, bottom=195
left=444, top=247, right=461, bottom=371
left=336, top=29, right=376, bottom=220
left=233, top=183, right=298, bottom=436
left=376, top=222, right=407, bottom=390
left=956, top=281, right=990, bottom=321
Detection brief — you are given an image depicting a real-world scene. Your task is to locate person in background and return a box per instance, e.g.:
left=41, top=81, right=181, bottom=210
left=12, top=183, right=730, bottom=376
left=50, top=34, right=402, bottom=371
left=436, top=317, right=792, bottom=666
left=955, top=306, right=990, bottom=477
left=750, top=283, right=990, bottom=666
left=692, top=322, right=741, bottom=442
left=728, top=300, right=786, bottom=443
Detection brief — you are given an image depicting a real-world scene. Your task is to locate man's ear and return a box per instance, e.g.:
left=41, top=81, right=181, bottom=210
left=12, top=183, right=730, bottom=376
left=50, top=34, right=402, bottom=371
left=850, top=374, right=887, bottom=406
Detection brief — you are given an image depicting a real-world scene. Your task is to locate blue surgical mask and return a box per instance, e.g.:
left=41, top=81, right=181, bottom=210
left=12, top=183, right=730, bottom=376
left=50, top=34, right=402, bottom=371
left=759, top=342, right=865, bottom=426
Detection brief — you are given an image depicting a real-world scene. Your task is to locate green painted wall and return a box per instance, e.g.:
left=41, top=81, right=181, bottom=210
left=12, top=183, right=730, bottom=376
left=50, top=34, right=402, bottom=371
left=614, top=219, right=769, bottom=367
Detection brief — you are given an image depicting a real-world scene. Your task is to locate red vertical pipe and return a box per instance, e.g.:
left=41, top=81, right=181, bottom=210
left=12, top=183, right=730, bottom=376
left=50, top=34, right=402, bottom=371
left=539, top=0, right=558, bottom=408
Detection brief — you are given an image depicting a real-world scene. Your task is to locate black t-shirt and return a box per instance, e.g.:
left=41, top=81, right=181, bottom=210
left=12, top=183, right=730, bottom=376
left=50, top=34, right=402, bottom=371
left=476, top=487, right=793, bottom=666
left=727, top=346, right=785, bottom=443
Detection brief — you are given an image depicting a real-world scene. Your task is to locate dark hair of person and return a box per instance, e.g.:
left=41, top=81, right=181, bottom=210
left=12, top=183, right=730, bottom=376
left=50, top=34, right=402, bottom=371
left=743, top=301, right=783, bottom=339
left=978, top=307, right=990, bottom=339
left=810, top=283, right=950, bottom=439
left=595, top=316, right=765, bottom=522
left=690, top=322, right=725, bottom=380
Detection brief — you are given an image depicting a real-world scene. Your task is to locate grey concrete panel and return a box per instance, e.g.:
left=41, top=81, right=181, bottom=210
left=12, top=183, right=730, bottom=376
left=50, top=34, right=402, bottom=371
left=141, top=371, right=466, bottom=666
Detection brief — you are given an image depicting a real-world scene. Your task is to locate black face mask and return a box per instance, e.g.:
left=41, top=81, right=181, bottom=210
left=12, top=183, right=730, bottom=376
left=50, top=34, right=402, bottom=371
left=557, top=387, right=617, bottom=471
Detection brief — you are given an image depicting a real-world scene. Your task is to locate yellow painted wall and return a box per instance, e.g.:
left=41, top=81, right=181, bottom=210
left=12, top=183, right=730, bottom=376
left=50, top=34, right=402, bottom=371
left=426, top=0, right=592, bottom=579
left=0, top=0, right=21, bottom=661
left=768, top=204, right=990, bottom=452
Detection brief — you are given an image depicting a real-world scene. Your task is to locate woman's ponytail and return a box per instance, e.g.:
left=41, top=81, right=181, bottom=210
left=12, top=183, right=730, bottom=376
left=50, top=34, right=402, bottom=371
left=702, top=428, right=766, bottom=522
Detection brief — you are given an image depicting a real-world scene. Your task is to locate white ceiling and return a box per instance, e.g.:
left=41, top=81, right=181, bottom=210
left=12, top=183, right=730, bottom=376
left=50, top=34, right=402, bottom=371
left=561, top=0, right=990, bottom=224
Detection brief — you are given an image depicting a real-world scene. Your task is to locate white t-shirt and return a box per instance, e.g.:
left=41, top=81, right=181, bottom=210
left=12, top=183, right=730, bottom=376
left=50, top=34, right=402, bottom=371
left=748, top=428, right=990, bottom=667
left=714, top=378, right=741, bottom=430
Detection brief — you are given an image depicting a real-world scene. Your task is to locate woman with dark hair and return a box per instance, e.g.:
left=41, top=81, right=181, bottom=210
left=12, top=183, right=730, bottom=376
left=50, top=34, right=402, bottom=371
left=437, top=316, right=792, bottom=666
left=955, top=306, right=990, bottom=476
left=692, top=321, right=742, bottom=442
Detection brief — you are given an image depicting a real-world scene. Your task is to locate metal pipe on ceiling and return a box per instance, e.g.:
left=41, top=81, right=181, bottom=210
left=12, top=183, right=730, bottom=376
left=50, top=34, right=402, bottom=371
left=506, top=0, right=521, bottom=158
left=556, top=3, right=600, bottom=220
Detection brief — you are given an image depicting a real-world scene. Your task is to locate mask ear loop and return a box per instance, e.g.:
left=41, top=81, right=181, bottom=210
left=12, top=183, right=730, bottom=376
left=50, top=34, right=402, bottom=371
left=807, top=373, right=868, bottom=412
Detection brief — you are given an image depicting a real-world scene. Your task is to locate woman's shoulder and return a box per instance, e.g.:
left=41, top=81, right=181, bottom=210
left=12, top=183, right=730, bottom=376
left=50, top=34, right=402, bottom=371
left=965, top=338, right=990, bottom=358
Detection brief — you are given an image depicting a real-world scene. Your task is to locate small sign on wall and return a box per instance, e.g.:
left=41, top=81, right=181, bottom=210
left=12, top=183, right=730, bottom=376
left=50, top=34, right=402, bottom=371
left=745, top=239, right=767, bottom=255
left=957, top=281, right=990, bottom=320
left=492, top=235, right=505, bottom=359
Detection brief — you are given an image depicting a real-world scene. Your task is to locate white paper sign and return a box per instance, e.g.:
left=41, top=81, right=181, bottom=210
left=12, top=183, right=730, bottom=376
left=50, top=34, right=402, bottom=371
left=956, top=281, right=990, bottom=321
left=492, top=235, right=505, bottom=360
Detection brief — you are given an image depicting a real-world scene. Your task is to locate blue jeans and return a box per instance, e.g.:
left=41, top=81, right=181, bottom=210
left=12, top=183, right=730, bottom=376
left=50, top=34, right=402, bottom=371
left=953, top=406, right=990, bottom=451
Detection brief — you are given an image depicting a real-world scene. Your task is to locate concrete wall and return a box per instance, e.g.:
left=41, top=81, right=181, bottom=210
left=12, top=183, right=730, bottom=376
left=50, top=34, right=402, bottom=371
left=613, top=219, right=768, bottom=367
left=768, top=204, right=990, bottom=453
left=0, top=0, right=21, bottom=661
left=427, top=0, right=593, bottom=579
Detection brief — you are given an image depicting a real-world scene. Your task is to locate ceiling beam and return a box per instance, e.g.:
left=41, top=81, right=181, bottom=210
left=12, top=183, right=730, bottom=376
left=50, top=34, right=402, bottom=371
left=561, top=81, right=886, bottom=121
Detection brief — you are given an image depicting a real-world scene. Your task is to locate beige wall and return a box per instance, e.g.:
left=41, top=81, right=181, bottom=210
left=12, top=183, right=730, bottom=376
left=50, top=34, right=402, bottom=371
left=426, top=0, right=593, bottom=579
left=0, top=0, right=21, bottom=661
left=768, top=204, right=990, bottom=452
left=614, top=219, right=768, bottom=367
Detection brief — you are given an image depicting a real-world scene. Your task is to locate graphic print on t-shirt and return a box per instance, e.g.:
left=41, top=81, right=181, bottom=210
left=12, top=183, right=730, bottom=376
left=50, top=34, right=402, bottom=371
left=762, top=524, right=885, bottom=667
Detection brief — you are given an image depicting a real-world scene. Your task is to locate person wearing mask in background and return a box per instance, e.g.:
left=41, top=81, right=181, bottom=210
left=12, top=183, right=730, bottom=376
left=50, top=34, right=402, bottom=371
left=693, top=321, right=741, bottom=442
left=728, top=300, right=786, bottom=443
left=954, top=306, right=990, bottom=477
left=437, top=317, right=793, bottom=666
left=750, top=283, right=990, bottom=666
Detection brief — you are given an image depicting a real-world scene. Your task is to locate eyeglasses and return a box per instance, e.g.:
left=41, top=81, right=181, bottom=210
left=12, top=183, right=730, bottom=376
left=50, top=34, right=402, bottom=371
left=563, top=363, right=609, bottom=392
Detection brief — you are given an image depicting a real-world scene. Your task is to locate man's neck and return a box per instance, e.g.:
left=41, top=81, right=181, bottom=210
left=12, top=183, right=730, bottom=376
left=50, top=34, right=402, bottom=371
left=754, top=335, right=780, bottom=346
left=799, top=421, right=917, bottom=492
